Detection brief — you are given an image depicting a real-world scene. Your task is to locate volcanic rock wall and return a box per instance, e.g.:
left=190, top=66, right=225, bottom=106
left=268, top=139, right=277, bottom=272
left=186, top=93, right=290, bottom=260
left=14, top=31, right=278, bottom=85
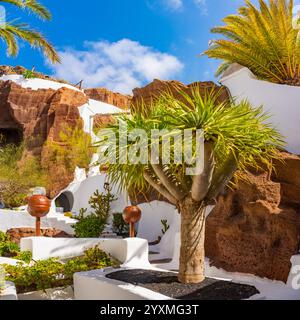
left=132, top=79, right=229, bottom=107
left=0, top=80, right=87, bottom=196
left=84, top=88, right=132, bottom=110
left=206, top=152, right=300, bottom=282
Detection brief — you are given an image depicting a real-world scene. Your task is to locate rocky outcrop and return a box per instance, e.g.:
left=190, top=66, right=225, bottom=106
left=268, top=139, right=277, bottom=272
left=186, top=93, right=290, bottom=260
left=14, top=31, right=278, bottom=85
left=0, top=80, right=88, bottom=196
left=84, top=88, right=131, bottom=110
left=6, top=228, right=72, bottom=244
left=206, top=152, right=300, bottom=282
left=132, top=79, right=229, bottom=108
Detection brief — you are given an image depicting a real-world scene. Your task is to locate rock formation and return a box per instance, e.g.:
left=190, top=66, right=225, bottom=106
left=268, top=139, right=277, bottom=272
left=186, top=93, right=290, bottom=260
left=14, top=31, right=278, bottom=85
left=206, top=152, right=300, bottom=282
left=84, top=88, right=131, bottom=110
left=0, top=80, right=87, bottom=196
left=132, top=79, right=229, bottom=108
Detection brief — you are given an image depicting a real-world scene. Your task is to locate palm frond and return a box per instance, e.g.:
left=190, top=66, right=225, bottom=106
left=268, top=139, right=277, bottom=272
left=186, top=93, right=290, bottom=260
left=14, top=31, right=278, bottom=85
left=1, top=22, right=60, bottom=62
left=204, top=0, right=300, bottom=85
left=0, top=0, right=51, bottom=20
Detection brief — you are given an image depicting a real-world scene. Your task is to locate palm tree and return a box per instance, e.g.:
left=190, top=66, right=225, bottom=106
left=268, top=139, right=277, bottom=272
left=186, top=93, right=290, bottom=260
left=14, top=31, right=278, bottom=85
left=204, top=0, right=300, bottom=86
left=0, top=0, right=60, bottom=63
left=96, top=87, right=284, bottom=283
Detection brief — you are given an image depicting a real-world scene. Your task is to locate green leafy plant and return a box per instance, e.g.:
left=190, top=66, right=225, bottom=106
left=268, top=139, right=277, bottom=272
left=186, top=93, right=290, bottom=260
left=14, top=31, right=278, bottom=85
left=0, top=266, right=5, bottom=292
left=14, top=251, right=33, bottom=264
left=112, top=213, right=129, bottom=237
left=0, top=144, right=49, bottom=208
left=44, top=122, right=93, bottom=174
left=4, top=246, right=114, bottom=293
left=23, top=69, right=35, bottom=79
left=73, top=185, right=117, bottom=238
left=161, top=219, right=170, bottom=235
left=204, top=0, right=300, bottom=85
left=0, top=231, right=9, bottom=243
left=0, top=241, right=19, bottom=257
left=73, top=214, right=106, bottom=238
left=89, top=183, right=117, bottom=221
left=0, top=231, right=32, bottom=262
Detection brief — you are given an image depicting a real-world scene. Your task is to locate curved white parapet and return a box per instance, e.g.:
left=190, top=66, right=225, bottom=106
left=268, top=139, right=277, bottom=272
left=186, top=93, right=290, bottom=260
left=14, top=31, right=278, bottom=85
left=74, top=268, right=172, bottom=300
left=20, top=237, right=151, bottom=268
left=221, top=67, right=300, bottom=155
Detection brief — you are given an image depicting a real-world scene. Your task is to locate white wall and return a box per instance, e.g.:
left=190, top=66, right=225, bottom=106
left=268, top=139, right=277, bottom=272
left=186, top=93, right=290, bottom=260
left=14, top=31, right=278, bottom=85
left=74, top=268, right=172, bottom=300
left=20, top=237, right=151, bottom=268
left=221, top=67, right=300, bottom=155
left=136, top=201, right=177, bottom=243
left=67, top=174, right=130, bottom=216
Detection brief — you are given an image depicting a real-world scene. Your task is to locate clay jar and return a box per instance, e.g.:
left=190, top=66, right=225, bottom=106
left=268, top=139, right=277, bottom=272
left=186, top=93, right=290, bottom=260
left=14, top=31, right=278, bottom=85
left=123, top=206, right=142, bottom=237
left=27, top=195, right=51, bottom=218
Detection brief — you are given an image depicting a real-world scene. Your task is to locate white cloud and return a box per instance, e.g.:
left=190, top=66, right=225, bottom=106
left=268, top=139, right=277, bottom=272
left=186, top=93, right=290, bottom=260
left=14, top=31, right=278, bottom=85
left=194, top=0, right=208, bottom=15
left=49, top=39, right=184, bottom=94
left=162, top=0, right=208, bottom=14
left=164, top=0, right=183, bottom=10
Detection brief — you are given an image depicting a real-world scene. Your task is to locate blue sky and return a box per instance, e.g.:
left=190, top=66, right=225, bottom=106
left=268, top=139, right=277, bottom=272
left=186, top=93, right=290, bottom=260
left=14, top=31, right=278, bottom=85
left=0, top=0, right=296, bottom=94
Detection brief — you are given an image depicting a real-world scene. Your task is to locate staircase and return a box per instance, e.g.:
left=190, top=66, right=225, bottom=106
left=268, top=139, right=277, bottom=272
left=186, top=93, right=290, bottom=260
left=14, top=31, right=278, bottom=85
left=44, top=213, right=78, bottom=235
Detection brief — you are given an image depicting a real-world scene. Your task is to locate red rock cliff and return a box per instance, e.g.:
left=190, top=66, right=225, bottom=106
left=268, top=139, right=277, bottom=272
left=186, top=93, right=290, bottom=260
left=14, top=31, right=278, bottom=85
left=206, top=152, right=300, bottom=282
left=84, top=88, right=131, bottom=110
left=0, top=80, right=88, bottom=196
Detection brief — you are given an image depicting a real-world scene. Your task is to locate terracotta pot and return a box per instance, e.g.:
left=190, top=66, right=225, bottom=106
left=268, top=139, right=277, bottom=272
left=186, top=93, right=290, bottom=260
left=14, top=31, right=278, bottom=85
left=123, top=206, right=142, bottom=224
left=27, top=195, right=51, bottom=218
left=123, top=206, right=142, bottom=238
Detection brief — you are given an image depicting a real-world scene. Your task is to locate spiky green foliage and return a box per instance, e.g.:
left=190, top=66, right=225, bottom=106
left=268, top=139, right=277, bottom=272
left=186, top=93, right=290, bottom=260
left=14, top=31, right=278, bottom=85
left=0, top=0, right=60, bottom=63
left=204, top=0, right=300, bottom=85
left=95, top=87, right=284, bottom=203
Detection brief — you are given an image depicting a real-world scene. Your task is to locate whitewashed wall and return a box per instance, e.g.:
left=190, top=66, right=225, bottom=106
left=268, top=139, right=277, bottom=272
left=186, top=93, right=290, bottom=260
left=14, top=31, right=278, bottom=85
left=221, top=67, right=300, bottom=155
left=136, top=201, right=177, bottom=243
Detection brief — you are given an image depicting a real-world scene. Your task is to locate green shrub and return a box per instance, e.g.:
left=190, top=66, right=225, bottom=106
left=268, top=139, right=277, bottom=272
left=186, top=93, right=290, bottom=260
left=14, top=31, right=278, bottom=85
left=89, top=184, right=117, bottom=221
left=73, top=184, right=117, bottom=238
left=4, top=246, right=114, bottom=293
left=23, top=69, right=35, bottom=79
left=0, top=231, right=32, bottom=262
left=44, top=122, right=93, bottom=174
left=0, top=266, right=5, bottom=292
left=112, top=213, right=129, bottom=237
left=161, top=219, right=170, bottom=235
left=0, top=144, right=49, bottom=208
left=14, top=251, right=33, bottom=264
left=73, top=214, right=106, bottom=238
left=0, top=241, right=19, bottom=257
left=0, top=231, right=9, bottom=243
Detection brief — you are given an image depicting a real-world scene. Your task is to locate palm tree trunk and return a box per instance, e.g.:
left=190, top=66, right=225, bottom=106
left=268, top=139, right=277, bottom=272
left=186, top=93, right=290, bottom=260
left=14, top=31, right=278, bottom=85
left=178, top=196, right=206, bottom=283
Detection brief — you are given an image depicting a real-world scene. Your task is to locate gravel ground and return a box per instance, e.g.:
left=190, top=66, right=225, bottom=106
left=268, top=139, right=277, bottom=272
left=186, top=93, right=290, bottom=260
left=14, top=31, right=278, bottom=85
left=106, top=269, right=260, bottom=300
